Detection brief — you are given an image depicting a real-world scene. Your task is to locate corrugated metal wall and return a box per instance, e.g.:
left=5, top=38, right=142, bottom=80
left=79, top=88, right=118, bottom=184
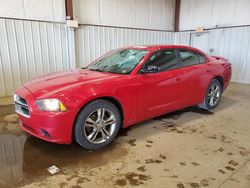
left=73, top=0, right=175, bottom=31
left=174, top=27, right=250, bottom=83
left=174, top=31, right=191, bottom=46
left=180, top=0, right=250, bottom=30
left=209, top=27, right=250, bottom=83
left=0, top=18, right=72, bottom=97
left=75, top=25, right=174, bottom=67
left=0, top=0, right=65, bottom=22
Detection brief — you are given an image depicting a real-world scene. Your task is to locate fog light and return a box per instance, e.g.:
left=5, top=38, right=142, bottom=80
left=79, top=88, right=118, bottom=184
left=40, top=129, right=51, bottom=138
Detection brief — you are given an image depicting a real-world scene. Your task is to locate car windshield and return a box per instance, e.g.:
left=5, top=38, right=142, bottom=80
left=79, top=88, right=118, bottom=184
left=87, top=49, right=148, bottom=74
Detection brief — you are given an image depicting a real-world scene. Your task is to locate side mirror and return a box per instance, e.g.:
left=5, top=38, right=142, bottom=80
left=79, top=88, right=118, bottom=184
left=140, top=65, right=159, bottom=74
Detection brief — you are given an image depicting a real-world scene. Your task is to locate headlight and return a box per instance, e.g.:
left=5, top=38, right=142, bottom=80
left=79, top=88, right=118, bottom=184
left=36, top=99, right=67, bottom=112
left=13, top=94, right=18, bottom=102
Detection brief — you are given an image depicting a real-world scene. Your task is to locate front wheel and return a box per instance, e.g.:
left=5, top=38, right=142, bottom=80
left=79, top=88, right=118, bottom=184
left=74, top=100, right=121, bottom=150
left=198, top=79, right=222, bottom=110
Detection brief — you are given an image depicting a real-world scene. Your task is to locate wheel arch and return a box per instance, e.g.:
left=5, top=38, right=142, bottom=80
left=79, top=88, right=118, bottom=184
left=71, top=96, right=124, bottom=141
left=97, top=96, right=124, bottom=122
left=213, top=76, right=224, bottom=90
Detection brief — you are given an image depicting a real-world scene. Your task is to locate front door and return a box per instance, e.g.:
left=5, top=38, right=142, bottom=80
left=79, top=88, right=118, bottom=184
left=136, top=49, right=192, bottom=121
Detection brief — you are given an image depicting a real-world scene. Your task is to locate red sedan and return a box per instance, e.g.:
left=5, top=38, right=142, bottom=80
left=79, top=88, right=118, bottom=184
left=14, top=45, right=232, bottom=150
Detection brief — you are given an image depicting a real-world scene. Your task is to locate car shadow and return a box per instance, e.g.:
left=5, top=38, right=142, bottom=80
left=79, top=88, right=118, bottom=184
left=119, top=96, right=237, bottom=139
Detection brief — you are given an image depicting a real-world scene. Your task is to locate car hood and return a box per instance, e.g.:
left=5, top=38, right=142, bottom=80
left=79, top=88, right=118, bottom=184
left=24, top=69, right=120, bottom=98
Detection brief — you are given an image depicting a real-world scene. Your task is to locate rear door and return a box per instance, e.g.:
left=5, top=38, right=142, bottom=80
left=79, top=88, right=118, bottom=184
left=177, top=49, right=210, bottom=104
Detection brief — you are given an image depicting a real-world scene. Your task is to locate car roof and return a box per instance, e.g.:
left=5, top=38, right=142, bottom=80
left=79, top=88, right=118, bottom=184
left=124, top=45, right=206, bottom=54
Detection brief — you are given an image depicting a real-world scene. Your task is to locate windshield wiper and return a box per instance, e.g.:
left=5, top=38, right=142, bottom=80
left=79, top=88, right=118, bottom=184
left=88, top=68, right=103, bottom=72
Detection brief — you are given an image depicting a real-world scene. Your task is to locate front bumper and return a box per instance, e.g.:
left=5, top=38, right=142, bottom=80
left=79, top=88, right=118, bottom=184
left=15, top=86, right=77, bottom=144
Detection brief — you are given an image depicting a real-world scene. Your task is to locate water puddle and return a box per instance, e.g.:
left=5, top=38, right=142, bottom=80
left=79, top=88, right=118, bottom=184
left=0, top=132, right=127, bottom=187
left=0, top=105, right=128, bottom=188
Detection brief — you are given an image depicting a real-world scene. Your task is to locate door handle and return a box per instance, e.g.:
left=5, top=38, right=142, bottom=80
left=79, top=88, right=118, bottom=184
left=206, top=70, right=211, bottom=73
left=176, top=77, right=181, bottom=81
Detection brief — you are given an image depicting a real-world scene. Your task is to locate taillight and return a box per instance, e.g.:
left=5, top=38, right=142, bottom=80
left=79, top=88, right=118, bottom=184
left=224, top=63, right=231, bottom=70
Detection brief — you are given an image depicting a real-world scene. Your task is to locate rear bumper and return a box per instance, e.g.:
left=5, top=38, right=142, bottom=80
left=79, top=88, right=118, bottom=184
left=223, top=80, right=230, bottom=92
left=15, top=86, right=77, bottom=144
left=223, top=70, right=232, bottom=92
left=222, top=62, right=232, bottom=92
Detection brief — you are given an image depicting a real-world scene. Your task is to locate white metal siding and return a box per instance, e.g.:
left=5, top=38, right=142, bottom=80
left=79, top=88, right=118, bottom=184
left=209, top=27, right=250, bottom=84
left=173, top=31, right=191, bottom=46
left=174, top=27, right=250, bottom=84
left=0, top=18, right=72, bottom=97
left=0, top=0, right=65, bottom=22
left=75, top=25, right=174, bottom=67
left=180, top=0, right=250, bottom=30
left=73, top=0, right=175, bottom=31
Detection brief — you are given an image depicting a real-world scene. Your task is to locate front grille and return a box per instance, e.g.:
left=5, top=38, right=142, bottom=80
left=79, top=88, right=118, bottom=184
left=14, top=95, right=30, bottom=118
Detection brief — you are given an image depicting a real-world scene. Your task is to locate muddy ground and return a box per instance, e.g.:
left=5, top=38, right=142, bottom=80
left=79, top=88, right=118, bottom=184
left=0, top=82, right=250, bottom=188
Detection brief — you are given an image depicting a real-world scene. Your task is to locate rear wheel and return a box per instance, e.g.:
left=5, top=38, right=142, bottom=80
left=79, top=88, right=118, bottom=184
left=74, top=100, right=121, bottom=150
left=198, top=79, right=222, bottom=110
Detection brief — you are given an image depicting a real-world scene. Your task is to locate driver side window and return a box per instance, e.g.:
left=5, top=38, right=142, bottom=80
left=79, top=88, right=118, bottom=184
left=145, top=50, right=179, bottom=72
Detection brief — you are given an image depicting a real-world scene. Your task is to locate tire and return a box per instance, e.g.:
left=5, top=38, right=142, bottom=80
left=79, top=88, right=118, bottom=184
left=74, top=99, right=121, bottom=150
left=198, top=79, right=222, bottom=110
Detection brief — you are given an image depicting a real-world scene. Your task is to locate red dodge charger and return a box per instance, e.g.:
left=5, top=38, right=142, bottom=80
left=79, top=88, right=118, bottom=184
left=14, top=45, right=232, bottom=150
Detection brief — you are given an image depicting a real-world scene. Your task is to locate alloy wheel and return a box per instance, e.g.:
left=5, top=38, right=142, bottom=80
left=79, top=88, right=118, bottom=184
left=207, top=83, right=221, bottom=107
left=83, top=108, right=116, bottom=144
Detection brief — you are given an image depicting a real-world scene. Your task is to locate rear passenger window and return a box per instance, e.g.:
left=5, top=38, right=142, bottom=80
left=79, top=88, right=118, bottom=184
left=179, top=50, right=200, bottom=66
left=198, top=54, right=206, bottom=63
